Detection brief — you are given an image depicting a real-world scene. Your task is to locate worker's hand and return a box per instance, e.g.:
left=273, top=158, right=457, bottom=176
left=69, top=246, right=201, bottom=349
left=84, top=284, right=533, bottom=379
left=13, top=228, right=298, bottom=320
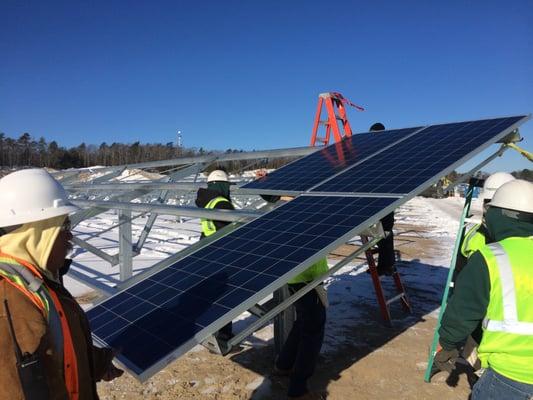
left=101, top=363, right=124, bottom=381
left=433, top=347, right=459, bottom=374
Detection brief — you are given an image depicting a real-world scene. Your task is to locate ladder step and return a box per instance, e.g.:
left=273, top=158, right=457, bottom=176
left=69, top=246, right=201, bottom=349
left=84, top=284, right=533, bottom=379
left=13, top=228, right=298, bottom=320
left=318, top=120, right=330, bottom=125
left=385, top=293, right=406, bottom=306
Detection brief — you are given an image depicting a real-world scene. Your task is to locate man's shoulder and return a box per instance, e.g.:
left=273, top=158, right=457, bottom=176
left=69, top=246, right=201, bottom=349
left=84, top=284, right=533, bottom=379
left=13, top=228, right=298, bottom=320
left=0, top=279, right=46, bottom=320
left=214, top=197, right=234, bottom=210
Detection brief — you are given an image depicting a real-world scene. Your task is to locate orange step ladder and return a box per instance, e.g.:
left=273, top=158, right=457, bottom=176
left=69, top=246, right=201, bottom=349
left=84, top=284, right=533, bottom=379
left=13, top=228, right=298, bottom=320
left=309, top=92, right=411, bottom=323
left=361, top=235, right=411, bottom=324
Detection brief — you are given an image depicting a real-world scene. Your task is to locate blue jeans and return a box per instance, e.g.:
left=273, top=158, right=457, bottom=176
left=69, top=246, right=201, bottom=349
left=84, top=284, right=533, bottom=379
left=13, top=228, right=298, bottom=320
left=472, top=368, right=533, bottom=400
left=276, top=284, right=326, bottom=397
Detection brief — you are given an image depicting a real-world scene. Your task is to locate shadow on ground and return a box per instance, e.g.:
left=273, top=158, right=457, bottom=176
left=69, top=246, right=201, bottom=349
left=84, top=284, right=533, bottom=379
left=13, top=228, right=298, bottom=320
left=228, top=258, right=459, bottom=399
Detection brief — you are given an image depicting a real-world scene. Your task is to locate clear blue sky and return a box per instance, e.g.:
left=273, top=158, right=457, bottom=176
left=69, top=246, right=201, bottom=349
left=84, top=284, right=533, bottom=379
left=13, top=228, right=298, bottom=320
left=1, top=0, right=532, bottom=172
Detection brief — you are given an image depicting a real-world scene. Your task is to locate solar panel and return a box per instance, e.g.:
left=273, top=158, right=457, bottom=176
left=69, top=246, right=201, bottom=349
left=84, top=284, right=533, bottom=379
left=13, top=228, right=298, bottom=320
left=87, top=195, right=398, bottom=381
left=242, top=127, right=422, bottom=192
left=313, top=116, right=528, bottom=194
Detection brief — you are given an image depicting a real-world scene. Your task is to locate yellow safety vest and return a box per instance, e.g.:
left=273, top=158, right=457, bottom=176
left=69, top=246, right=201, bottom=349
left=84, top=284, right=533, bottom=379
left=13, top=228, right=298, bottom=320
left=460, top=223, right=487, bottom=258
left=289, top=258, right=329, bottom=284
left=201, top=196, right=231, bottom=237
left=477, top=237, right=533, bottom=384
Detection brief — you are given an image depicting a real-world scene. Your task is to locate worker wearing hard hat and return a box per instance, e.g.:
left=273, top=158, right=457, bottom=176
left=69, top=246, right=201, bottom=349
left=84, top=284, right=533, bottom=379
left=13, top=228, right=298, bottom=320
left=435, top=179, right=533, bottom=398
left=456, top=172, right=516, bottom=273
left=195, top=168, right=235, bottom=341
left=0, top=169, right=123, bottom=400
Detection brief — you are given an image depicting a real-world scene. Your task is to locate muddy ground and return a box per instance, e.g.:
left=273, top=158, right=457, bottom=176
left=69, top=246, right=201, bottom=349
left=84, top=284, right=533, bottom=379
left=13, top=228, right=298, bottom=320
left=95, top=222, right=474, bottom=400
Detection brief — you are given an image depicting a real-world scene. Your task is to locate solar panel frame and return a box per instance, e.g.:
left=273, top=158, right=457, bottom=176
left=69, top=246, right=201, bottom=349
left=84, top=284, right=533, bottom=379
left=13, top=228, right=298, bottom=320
left=89, top=194, right=400, bottom=381
left=311, top=115, right=530, bottom=195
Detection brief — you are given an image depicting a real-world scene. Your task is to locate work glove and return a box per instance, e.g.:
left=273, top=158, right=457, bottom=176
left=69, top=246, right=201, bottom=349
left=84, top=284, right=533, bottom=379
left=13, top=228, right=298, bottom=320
left=433, top=347, right=459, bottom=374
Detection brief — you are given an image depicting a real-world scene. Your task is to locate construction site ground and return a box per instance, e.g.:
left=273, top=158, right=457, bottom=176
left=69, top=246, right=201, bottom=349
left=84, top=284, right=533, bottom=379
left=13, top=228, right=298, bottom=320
left=95, top=197, right=475, bottom=400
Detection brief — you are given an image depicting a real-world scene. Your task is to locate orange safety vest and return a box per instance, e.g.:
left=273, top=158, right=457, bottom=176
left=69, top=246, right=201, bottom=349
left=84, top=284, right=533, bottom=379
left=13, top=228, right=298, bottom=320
left=0, top=252, right=79, bottom=400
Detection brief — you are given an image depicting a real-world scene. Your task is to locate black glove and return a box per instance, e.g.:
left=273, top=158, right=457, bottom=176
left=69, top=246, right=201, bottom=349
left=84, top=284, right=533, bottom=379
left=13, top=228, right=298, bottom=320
left=433, top=348, right=459, bottom=374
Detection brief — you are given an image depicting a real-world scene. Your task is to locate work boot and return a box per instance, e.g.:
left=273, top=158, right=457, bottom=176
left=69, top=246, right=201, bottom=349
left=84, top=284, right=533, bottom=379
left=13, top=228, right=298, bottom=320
left=288, top=391, right=326, bottom=400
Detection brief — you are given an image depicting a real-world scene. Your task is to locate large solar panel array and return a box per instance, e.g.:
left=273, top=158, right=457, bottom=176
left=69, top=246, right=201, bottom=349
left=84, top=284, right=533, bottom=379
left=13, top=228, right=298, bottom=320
left=243, top=127, right=421, bottom=192
left=88, top=114, right=529, bottom=381
left=313, top=116, right=525, bottom=194
left=88, top=195, right=397, bottom=379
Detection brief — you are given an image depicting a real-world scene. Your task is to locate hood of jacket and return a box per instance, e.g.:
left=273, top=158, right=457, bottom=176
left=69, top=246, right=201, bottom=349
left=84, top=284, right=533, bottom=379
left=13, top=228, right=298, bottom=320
left=195, top=185, right=230, bottom=208
left=0, top=215, right=66, bottom=276
left=485, top=206, right=533, bottom=242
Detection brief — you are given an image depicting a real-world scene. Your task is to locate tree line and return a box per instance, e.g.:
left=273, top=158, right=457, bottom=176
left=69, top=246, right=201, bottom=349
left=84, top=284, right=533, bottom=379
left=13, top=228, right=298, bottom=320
left=0, top=132, right=293, bottom=172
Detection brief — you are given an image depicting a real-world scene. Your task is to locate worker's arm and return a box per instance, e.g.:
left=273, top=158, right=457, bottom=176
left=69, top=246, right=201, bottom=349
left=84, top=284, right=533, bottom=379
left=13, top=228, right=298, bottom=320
left=438, top=251, right=490, bottom=350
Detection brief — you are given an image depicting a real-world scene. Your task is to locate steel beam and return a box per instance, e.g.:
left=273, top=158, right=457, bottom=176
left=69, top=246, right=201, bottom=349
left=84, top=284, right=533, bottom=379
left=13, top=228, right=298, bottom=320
left=71, top=237, right=118, bottom=265
left=72, top=199, right=262, bottom=221
left=119, top=209, right=133, bottom=280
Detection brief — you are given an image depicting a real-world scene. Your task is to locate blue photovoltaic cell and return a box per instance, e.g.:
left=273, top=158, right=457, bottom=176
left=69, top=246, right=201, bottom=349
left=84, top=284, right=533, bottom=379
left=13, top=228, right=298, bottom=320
left=86, top=195, right=396, bottom=379
left=242, top=127, right=421, bottom=192
left=313, top=116, right=526, bottom=194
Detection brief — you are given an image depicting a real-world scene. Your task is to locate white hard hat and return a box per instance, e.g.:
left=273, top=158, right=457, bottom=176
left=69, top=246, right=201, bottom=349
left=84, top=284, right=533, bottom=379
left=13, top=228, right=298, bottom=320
left=207, top=170, right=229, bottom=183
left=0, top=169, right=80, bottom=227
left=482, top=172, right=515, bottom=201
left=489, top=179, right=533, bottom=215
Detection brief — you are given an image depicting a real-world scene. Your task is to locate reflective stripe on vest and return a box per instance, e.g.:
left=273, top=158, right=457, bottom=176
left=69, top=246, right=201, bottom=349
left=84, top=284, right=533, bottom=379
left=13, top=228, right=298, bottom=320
left=477, top=237, right=533, bottom=384
left=482, top=242, right=533, bottom=336
left=201, top=197, right=230, bottom=237
left=0, top=254, right=79, bottom=399
left=460, top=224, right=486, bottom=258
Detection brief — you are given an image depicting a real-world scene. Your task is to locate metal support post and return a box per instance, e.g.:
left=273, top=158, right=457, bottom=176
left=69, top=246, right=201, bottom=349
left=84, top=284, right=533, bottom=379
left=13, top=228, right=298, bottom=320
left=119, top=209, right=133, bottom=281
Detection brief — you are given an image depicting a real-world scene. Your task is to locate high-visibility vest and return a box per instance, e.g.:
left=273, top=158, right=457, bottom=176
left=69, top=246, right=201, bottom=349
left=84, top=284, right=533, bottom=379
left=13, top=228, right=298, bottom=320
left=289, top=258, right=329, bottom=284
left=477, top=237, right=533, bottom=384
left=460, top=223, right=486, bottom=258
left=201, top=196, right=231, bottom=237
left=0, top=253, right=80, bottom=399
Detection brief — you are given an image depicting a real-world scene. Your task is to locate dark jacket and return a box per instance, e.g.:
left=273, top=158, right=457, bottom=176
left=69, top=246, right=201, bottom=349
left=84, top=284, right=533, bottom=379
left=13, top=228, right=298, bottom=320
left=195, top=187, right=234, bottom=234
left=0, top=271, right=113, bottom=400
left=439, top=207, right=533, bottom=350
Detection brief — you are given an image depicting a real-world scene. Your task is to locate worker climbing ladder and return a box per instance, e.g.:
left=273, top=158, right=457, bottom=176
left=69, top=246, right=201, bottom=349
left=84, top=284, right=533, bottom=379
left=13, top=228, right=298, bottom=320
left=424, top=178, right=484, bottom=382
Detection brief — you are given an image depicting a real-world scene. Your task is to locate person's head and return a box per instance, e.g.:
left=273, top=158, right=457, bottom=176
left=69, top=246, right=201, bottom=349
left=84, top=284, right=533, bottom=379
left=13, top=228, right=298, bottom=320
left=0, top=169, right=79, bottom=276
left=481, top=172, right=515, bottom=213
left=207, top=168, right=231, bottom=198
left=485, top=179, right=533, bottom=240
left=369, top=122, right=385, bottom=132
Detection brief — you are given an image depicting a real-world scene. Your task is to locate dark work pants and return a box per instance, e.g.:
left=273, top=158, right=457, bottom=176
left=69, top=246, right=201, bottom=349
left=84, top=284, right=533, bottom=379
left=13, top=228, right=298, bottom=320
left=377, top=232, right=395, bottom=271
left=276, top=284, right=326, bottom=397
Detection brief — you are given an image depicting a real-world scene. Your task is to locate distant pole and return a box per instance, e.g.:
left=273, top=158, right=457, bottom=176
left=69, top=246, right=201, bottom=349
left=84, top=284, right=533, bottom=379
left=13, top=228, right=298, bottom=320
left=177, top=130, right=182, bottom=156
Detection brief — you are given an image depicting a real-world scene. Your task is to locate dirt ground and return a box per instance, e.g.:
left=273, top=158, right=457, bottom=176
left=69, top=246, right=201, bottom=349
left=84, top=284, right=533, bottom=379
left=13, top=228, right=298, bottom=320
left=95, top=223, right=474, bottom=400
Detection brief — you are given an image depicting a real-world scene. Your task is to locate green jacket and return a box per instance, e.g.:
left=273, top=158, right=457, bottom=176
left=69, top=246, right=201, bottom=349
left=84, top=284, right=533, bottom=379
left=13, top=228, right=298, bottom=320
left=439, top=207, right=533, bottom=352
